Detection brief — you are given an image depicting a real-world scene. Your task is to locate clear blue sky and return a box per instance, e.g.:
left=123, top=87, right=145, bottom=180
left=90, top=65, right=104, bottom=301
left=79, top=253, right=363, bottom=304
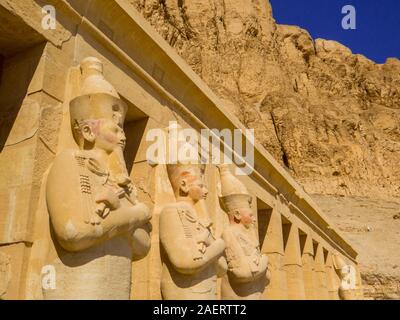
left=269, top=0, right=400, bottom=64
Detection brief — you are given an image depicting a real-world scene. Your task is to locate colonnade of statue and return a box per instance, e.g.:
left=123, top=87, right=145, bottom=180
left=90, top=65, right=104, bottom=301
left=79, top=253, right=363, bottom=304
left=41, top=57, right=358, bottom=300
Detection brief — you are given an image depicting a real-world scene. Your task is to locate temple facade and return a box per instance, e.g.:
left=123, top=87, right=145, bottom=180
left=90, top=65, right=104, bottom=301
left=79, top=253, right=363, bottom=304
left=0, top=0, right=362, bottom=300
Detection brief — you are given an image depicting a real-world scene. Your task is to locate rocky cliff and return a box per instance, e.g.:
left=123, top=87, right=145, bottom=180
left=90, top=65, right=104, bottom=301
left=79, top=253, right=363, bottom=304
left=130, top=0, right=400, bottom=299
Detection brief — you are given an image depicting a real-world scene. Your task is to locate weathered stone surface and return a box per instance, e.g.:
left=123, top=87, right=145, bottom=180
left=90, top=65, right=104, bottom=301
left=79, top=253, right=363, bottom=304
left=0, top=252, right=11, bottom=299
left=132, top=0, right=400, bottom=298
left=0, top=0, right=74, bottom=50
left=0, top=243, right=26, bottom=299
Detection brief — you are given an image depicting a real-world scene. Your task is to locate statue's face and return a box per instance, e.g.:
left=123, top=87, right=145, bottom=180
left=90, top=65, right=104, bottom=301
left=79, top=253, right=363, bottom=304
left=234, top=206, right=255, bottom=228
left=179, top=169, right=208, bottom=202
left=85, top=119, right=126, bottom=153
left=187, top=177, right=208, bottom=202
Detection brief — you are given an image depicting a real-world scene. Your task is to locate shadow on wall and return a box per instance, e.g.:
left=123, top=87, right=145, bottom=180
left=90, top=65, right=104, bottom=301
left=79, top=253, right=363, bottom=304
left=0, top=43, right=45, bottom=152
left=0, top=3, right=48, bottom=151
left=123, top=112, right=149, bottom=174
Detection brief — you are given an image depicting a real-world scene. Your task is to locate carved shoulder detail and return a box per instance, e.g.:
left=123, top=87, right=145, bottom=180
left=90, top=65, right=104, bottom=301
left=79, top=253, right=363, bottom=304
left=237, top=234, right=254, bottom=256
left=160, top=204, right=180, bottom=216
left=47, top=150, right=80, bottom=191
left=47, top=150, right=99, bottom=225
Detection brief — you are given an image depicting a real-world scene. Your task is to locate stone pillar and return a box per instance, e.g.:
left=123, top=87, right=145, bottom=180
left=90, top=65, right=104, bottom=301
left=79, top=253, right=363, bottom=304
left=261, top=208, right=288, bottom=300
left=282, top=224, right=306, bottom=300
left=314, top=243, right=330, bottom=300
left=0, top=43, right=68, bottom=299
left=325, top=252, right=340, bottom=300
left=355, top=265, right=364, bottom=300
left=301, top=234, right=318, bottom=300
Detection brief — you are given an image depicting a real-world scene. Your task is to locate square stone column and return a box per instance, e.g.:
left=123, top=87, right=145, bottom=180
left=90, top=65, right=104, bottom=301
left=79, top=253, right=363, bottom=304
left=314, top=243, right=330, bottom=300
left=282, top=223, right=306, bottom=300
left=300, top=233, right=318, bottom=300
left=261, top=208, right=288, bottom=300
left=325, top=251, right=340, bottom=300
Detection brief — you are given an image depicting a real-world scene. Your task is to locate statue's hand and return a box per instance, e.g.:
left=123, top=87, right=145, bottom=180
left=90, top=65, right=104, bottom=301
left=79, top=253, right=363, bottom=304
left=212, top=238, right=226, bottom=256
left=196, top=230, right=210, bottom=245
left=94, top=203, right=109, bottom=220
left=131, top=226, right=151, bottom=260
left=142, top=206, right=152, bottom=223
left=131, top=202, right=152, bottom=227
left=216, top=256, right=228, bottom=277
left=95, top=188, right=121, bottom=217
left=115, top=173, right=131, bottom=187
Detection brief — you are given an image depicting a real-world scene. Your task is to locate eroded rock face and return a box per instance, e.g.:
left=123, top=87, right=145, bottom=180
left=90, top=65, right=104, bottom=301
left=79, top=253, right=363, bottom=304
left=131, top=0, right=400, bottom=199
left=131, top=0, right=400, bottom=299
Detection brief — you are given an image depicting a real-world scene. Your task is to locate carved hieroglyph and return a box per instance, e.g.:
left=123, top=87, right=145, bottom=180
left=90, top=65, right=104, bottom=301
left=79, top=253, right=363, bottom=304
left=160, top=149, right=226, bottom=299
left=333, top=253, right=356, bottom=300
left=44, top=57, right=151, bottom=299
left=218, top=165, right=269, bottom=300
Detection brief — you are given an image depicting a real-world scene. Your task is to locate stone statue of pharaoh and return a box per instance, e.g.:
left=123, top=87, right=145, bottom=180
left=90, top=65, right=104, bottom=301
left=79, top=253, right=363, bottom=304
left=160, top=161, right=226, bottom=300
left=333, top=253, right=356, bottom=300
left=44, top=57, right=151, bottom=299
left=218, top=165, right=269, bottom=300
